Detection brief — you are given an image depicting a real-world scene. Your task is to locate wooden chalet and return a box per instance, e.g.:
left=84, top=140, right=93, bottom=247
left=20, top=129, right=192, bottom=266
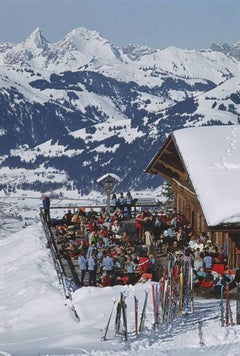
left=145, top=125, right=240, bottom=268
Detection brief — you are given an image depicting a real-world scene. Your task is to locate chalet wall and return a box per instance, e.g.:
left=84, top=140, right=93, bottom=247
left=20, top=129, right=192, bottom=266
left=205, top=231, right=240, bottom=268
left=172, top=180, right=208, bottom=235
left=228, top=232, right=240, bottom=268
left=172, top=180, right=240, bottom=268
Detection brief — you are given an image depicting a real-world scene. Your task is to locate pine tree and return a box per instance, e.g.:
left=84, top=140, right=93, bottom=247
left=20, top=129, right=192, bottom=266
left=161, top=180, right=174, bottom=211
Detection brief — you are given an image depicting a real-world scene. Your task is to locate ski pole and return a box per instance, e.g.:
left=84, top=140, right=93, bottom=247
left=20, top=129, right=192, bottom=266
left=102, top=300, right=117, bottom=341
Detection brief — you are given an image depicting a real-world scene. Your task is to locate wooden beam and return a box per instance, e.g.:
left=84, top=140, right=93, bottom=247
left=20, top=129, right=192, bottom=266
left=172, top=178, right=195, bottom=196
left=151, top=163, right=180, bottom=179
left=157, top=159, right=187, bottom=180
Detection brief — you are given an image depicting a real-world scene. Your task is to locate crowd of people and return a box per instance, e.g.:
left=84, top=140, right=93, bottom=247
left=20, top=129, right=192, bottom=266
left=135, top=207, right=240, bottom=293
left=109, top=191, right=134, bottom=218
left=51, top=192, right=159, bottom=287
left=45, top=193, right=239, bottom=292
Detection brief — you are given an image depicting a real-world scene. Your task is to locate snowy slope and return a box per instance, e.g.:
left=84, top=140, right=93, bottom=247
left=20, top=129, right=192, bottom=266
left=0, top=199, right=240, bottom=355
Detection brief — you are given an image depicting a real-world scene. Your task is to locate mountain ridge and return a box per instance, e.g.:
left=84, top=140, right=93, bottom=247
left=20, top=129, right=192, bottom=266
left=0, top=27, right=239, bottom=196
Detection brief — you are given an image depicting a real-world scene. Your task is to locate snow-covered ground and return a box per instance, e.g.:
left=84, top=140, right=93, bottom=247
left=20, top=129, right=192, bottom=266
left=0, top=196, right=240, bottom=356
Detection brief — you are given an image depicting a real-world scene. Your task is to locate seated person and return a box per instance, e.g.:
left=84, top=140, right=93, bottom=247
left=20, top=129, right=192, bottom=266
left=227, top=268, right=240, bottom=290
left=62, top=210, right=74, bottom=225
left=96, top=273, right=112, bottom=287
left=194, top=255, right=204, bottom=272
left=212, top=273, right=231, bottom=293
left=193, top=266, right=206, bottom=285
left=203, top=251, right=213, bottom=270
left=137, top=273, right=152, bottom=283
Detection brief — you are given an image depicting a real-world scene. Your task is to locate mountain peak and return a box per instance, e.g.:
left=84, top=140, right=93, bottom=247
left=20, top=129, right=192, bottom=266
left=65, top=27, right=103, bottom=39
left=24, top=28, right=48, bottom=48
left=60, top=27, right=109, bottom=50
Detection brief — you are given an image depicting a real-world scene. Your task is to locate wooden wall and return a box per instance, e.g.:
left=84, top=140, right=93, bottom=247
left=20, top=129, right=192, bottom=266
left=172, top=180, right=208, bottom=235
left=171, top=181, right=240, bottom=268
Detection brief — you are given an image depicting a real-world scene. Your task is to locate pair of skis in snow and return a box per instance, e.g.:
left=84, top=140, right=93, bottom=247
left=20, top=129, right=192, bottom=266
left=102, top=290, right=149, bottom=341
left=138, top=291, right=149, bottom=332
left=115, top=292, right=128, bottom=340
left=134, top=291, right=149, bottom=335
left=102, top=292, right=128, bottom=341
left=179, top=257, right=194, bottom=316
left=220, top=282, right=234, bottom=327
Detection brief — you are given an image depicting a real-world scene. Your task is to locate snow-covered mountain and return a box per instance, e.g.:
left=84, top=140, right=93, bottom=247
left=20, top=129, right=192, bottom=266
left=0, top=27, right=239, bottom=195
left=210, top=41, right=240, bottom=61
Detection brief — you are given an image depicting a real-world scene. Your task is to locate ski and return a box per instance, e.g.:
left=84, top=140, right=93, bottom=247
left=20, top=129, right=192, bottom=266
left=236, top=282, right=240, bottom=325
left=152, top=283, right=160, bottom=328
left=179, top=268, right=183, bottom=317
left=134, top=295, right=139, bottom=337
left=151, top=284, right=156, bottom=328
left=225, top=282, right=230, bottom=326
left=229, top=300, right=234, bottom=326
left=66, top=298, right=80, bottom=322
left=159, top=266, right=167, bottom=323
left=162, top=277, right=169, bottom=323
left=190, top=265, right=194, bottom=313
left=166, top=279, right=173, bottom=324
left=121, top=293, right=128, bottom=341
left=183, top=257, right=190, bottom=311
left=139, top=291, right=148, bottom=332
left=198, top=320, right=206, bottom=347
left=220, top=285, right=225, bottom=327
left=102, top=300, right=116, bottom=341
left=115, top=295, right=122, bottom=335
left=155, top=283, right=160, bottom=326
left=168, top=255, right=176, bottom=324
left=171, top=263, right=179, bottom=321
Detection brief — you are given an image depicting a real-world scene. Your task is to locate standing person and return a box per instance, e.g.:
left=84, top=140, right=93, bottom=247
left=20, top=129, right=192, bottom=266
left=124, top=256, right=136, bottom=284
left=145, top=228, right=154, bottom=255
left=110, top=193, right=117, bottom=213
left=87, top=241, right=97, bottom=260
left=153, top=213, right=162, bottom=246
left=138, top=254, right=152, bottom=274
left=117, top=192, right=126, bottom=213
left=125, top=191, right=133, bottom=219
left=88, top=252, right=97, bottom=286
left=101, top=252, right=114, bottom=275
left=135, top=211, right=146, bottom=243
left=78, top=251, right=87, bottom=286
left=42, top=196, right=50, bottom=223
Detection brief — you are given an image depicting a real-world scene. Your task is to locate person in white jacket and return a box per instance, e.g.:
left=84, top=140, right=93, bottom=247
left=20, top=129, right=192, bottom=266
left=145, top=228, right=154, bottom=255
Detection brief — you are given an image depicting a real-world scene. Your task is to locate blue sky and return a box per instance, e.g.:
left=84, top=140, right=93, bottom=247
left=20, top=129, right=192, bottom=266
left=0, top=0, right=239, bottom=49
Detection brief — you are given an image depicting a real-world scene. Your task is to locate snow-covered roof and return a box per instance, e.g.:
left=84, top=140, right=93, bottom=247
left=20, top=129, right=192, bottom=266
left=96, top=173, right=122, bottom=184
left=172, top=125, right=240, bottom=226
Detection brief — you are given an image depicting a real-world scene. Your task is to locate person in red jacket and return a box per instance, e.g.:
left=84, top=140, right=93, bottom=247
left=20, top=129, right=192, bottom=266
left=135, top=211, right=146, bottom=242
left=138, top=255, right=152, bottom=274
